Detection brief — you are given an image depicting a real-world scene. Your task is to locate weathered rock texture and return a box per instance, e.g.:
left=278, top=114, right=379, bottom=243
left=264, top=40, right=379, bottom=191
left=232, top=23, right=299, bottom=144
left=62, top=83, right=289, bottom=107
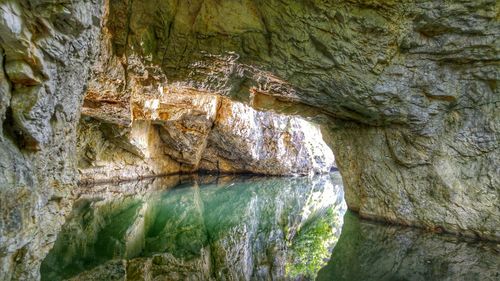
left=94, top=0, right=499, bottom=240
left=0, top=1, right=103, bottom=280
left=77, top=8, right=336, bottom=182
left=0, top=0, right=499, bottom=279
left=78, top=89, right=335, bottom=182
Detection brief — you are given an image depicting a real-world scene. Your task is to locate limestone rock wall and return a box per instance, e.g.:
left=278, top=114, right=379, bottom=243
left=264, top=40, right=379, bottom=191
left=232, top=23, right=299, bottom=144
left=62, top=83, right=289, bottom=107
left=200, top=98, right=334, bottom=175
left=78, top=8, right=335, bottom=181
left=77, top=118, right=184, bottom=183
left=0, top=0, right=104, bottom=280
left=0, top=0, right=498, bottom=279
left=78, top=89, right=335, bottom=183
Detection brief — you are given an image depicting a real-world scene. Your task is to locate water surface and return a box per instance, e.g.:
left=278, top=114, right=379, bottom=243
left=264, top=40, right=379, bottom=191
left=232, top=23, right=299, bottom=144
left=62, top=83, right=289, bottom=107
left=42, top=173, right=346, bottom=280
left=41, top=173, right=499, bottom=281
left=317, top=212, right=500, bottom=281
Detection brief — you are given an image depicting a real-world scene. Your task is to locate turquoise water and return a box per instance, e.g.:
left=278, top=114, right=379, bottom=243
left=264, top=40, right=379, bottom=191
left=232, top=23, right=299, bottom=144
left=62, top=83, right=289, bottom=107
left=41, top=173, right=346, bottom=280
left=41, top=173, right=499, bottom=281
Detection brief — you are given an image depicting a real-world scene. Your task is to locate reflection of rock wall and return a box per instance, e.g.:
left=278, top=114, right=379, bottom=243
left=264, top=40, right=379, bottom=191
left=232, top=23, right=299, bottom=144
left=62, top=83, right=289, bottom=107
left=317, top=212, right=500, bottom=281
left=41, top=173, right=346, bottom=281
left=78, top=89, right=335, bottom=182
left=0, top=1, right=103, bottom=280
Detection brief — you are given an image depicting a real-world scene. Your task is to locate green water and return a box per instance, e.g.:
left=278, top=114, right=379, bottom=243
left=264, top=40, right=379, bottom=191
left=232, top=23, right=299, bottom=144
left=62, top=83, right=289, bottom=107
left=41, top=173, right=499, bottom=281
left=41, top=173, right=346, bottom=281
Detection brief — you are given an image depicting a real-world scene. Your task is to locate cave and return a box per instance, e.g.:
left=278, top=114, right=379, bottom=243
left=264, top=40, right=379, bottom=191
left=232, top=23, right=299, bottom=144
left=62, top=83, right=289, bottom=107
left=0, top=0, right=498, bottom=280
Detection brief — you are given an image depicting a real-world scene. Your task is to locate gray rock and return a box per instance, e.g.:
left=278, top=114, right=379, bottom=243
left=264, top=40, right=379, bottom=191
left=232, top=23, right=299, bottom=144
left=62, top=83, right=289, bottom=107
left=5, top=60, right=41, bottom=86
left=0, top=0, right=104, bottom=280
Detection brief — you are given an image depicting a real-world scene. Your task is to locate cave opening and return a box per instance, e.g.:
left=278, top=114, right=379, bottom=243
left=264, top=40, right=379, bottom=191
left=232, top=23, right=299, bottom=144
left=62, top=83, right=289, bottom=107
left=76, top=88, right=339, bottom=184
left=65, top=60, right=352, bottom=280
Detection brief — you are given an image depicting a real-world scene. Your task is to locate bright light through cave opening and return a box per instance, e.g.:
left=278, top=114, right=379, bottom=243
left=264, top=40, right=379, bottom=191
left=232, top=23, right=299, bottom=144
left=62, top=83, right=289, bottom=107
left=78, top=83, right=338, bottom=183
left=48, top=80, right=349, bottom=281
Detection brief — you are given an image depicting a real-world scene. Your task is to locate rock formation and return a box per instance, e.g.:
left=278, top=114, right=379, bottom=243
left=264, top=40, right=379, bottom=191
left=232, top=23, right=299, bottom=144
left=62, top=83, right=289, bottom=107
left=78, top=89, right=335, bottom=183
left=0, top=1, right=103, bottom=280
left=91, top=0, right=499, bottom=240
left=78, top=17, right=335, bottom=181
left=0, top=0, right=499, bottom=279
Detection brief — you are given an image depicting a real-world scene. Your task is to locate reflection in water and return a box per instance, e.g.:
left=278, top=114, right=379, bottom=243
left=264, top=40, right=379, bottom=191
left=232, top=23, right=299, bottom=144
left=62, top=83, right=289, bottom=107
left=317, top=212, right=500, bottom=281
left=41, top=173, right=346, bottom=281
left=41, top=173, right=500, bottom=281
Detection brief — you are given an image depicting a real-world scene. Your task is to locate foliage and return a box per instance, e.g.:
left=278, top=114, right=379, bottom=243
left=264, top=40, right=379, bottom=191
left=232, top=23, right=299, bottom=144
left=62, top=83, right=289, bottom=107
left=286, top=207, right=340, bottom=280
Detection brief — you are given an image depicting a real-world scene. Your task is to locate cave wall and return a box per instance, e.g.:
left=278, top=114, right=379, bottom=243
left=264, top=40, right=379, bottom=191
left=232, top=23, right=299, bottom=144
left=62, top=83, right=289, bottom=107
left=0, top=0, right=104, bottom=279
left=79, top=15, right=336, bottom=181
left=78, top=92, right=335, bottom=183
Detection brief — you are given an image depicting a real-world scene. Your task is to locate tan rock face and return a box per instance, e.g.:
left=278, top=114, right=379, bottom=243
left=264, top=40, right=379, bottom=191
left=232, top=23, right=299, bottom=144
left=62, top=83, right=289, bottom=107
left=77, top=118, right=185, bottom=184
left=200, top=98, right=334, bottom=175
left=134, top=92, right=220, bottom=167
left=78, top=87, right=335, bottom=182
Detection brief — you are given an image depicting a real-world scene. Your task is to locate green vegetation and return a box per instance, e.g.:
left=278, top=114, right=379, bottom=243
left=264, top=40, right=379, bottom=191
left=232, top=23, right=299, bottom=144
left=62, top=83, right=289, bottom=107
left=286, top=207, right=340, bottom=280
